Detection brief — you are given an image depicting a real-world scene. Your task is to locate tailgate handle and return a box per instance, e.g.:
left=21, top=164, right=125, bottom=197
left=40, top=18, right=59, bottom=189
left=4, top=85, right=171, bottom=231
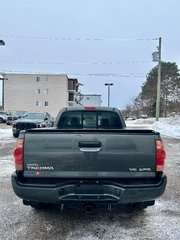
left=78, top=141, right=102, bottom=152
left=78, top=141, right=101, bottom=148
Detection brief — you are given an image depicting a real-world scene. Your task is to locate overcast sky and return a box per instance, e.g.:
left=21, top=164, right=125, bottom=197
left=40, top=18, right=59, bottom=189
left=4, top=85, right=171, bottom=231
left=0, top=0, right=180, bottom=108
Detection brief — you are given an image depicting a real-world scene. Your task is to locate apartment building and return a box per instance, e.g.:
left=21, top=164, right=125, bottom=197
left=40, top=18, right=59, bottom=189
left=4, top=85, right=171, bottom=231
left=3, top=73, right=78, bottom=117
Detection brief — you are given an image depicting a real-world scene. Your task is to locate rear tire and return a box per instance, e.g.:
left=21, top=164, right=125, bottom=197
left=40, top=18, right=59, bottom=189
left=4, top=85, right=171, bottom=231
left=13, top=133, right=19, bottom=138
left=30, top=202, right=47, bottom=210
left=23, top=200, right=51, bottom=210
left=0, top=117, right=4, bottom=123
left=130, top=200, right=155, bottom=210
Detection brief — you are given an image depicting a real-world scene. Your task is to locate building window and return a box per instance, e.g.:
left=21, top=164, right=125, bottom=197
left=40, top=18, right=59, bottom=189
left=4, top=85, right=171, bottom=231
left=36, top=89, right=40, bottom=94
left=36, top=101, right=40, bottom=106
left=36, top=76, right=48, bottom=82
left=68, top=79, right=77, bottom=90
left=44, top=101, right=49, bottom=106
left=44, top=88, right=49, bottom=94
left=36, top=76, right=40, bottom=82
left=68, top=92, right=74, bottom=101
left=44, top=76, right=48, bottom=82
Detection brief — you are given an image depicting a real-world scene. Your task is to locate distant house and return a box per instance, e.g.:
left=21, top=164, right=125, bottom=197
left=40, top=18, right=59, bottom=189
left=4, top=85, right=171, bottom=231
left=77, top=94, right=102, bottom=106
left=3, top=73, right=78, bottom=117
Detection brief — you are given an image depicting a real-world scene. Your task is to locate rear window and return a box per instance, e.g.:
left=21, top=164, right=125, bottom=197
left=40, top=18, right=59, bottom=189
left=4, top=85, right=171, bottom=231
left=58, top=111, right=122, bottom=129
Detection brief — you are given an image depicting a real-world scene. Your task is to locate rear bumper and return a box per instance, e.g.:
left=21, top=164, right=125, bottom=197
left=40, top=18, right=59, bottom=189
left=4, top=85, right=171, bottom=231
left=11, top=173, right=167, bottom=204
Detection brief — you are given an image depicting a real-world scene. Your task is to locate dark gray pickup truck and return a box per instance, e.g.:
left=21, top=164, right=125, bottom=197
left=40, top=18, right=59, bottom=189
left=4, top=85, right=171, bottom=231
left=11, top=106, right=167, bottom=210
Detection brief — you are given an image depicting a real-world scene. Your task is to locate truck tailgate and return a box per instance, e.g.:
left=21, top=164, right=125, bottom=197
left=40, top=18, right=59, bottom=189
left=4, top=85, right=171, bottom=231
left=23, top=130, right=157, bottom=178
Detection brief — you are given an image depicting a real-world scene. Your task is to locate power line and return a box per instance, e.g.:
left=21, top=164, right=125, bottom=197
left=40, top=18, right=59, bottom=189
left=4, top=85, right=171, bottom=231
left=0, top=34, right=159, bottom=42
left=82, top=73, right=146, bottom=77
left=0, top=69, right=146, bottom=78
left=162, top=40, right=174, bottom=62
left=0, top=60, right=151, bottom=65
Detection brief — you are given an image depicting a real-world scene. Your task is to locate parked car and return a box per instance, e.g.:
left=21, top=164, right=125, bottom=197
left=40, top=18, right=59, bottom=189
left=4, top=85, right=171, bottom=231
left=12, top=112, right=54, bottom=138
left=6, top=111, right=27, bottom=125
left=0, top=111, right=11, bottom=123
left=126, top=117, right=136, bottom=120
left=139, top=114, right=149, bottom=119
left=12, top=106, right=167, bottom=210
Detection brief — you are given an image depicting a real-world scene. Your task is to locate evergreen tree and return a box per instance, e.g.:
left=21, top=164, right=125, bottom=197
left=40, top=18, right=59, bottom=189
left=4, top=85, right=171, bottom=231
left=137, top=62, right=180, bottom=117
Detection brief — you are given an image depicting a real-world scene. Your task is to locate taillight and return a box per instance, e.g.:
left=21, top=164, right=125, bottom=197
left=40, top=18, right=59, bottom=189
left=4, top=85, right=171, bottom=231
left=84, top=106, right=96, bottom=110
left=13, top=138, right=24, bottom=171
left=156, top=140, right=166, bottom=172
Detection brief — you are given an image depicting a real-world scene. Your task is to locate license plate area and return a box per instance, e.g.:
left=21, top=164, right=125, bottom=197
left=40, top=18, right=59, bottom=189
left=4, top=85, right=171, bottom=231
left=75, top=184, right=103, bottom=194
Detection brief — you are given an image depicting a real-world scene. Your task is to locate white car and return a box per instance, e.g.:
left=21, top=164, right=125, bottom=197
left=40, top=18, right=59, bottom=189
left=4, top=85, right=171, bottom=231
left=0, top=111, right=9, bottom=123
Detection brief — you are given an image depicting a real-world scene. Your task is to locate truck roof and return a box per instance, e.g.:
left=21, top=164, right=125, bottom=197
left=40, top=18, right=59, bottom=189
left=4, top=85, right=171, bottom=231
left=62, top=106, right=119, bottom=112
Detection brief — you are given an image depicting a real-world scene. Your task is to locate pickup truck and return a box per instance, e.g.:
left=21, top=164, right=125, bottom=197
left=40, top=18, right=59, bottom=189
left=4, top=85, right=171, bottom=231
left=12, top=112, right=54, bottom=138
left=11, top=106, right=167, bottom=210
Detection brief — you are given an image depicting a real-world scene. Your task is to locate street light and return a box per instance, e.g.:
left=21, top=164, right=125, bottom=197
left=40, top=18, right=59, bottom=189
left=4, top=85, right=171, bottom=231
left=105, top=83, right=113, bottom=107
left=0, top=40, right=5, bottom=46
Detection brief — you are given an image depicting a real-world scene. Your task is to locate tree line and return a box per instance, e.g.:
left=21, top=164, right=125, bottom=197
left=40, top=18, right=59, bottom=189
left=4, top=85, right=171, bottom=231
left=123, top=61, right=180, bottom=118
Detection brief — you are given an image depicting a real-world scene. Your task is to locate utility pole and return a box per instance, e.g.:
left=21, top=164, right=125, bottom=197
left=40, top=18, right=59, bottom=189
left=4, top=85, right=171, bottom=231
left=155, top=37, right=162, bottom=121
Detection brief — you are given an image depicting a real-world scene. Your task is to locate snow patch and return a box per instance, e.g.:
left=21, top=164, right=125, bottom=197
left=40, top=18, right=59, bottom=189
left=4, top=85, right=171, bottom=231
left=151, top=118, right=180, bottom=139
left=126, top=117, right=180, bottom=139
left=0, top=128, right=14, bottom=142
left=0, top=156, right=14, bottom=177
